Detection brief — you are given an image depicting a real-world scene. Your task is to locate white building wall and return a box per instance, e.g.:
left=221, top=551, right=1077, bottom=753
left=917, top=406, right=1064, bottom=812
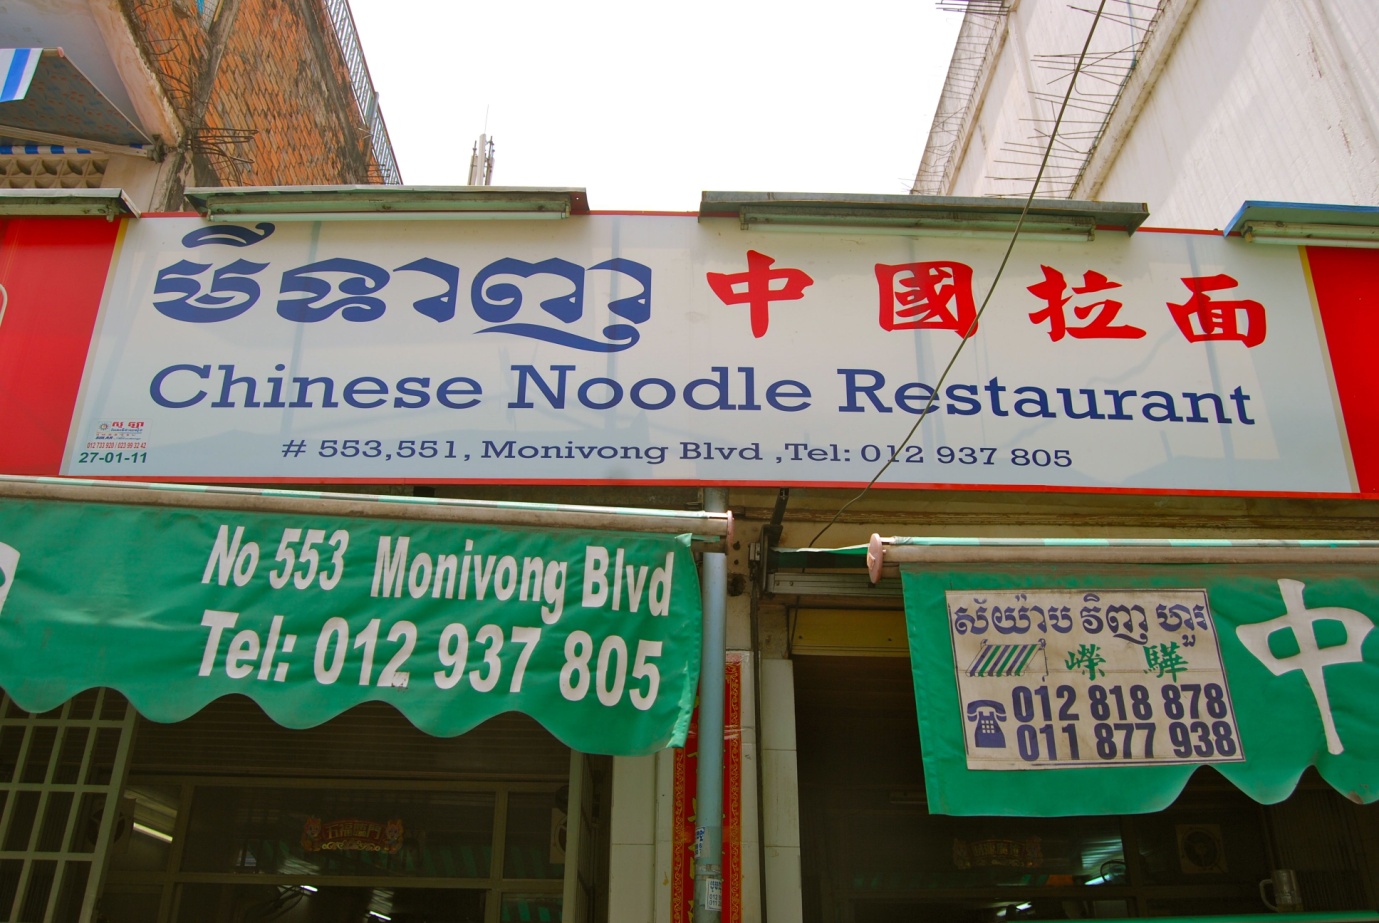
left=1091, top=0, right=1379, bottom=228
left=940, top=0, right=1141, bottom=200
left=934, top=0, right=1379, bottom=229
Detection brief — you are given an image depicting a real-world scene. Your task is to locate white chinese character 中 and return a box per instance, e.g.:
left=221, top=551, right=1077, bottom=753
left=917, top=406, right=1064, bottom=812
left=1235, top=579, right=1372, bottom=755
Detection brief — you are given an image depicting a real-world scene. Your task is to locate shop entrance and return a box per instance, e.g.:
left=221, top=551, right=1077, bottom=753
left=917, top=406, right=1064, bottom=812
left=794, top=653, right=1379, bottom=922
left=82, top=696, right=606, bottom=923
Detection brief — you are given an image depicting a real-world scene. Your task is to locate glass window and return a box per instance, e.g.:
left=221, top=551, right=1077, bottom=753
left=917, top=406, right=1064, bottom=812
left=180, top=787, right=495, bottom=879
left=500, top=892, right=562, bottom=923
left=503, top=793, right=565, bottom=881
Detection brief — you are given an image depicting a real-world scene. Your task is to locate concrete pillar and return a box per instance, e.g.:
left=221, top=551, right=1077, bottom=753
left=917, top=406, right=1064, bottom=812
left=608, top=754, right=658, bottom=923
left=761, top=657, right=803, bottom=923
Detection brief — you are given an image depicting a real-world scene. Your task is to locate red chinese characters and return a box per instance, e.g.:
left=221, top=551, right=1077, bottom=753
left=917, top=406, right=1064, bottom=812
left=1167, top=273, right=1267, bottom=347
left=875, top=261, right=977, bottom=335
left=706, top=250, right=814, bottom=337
left=709, top=251, right=1269, bottom=350
left=1026, top=266, right=1146, bottom=341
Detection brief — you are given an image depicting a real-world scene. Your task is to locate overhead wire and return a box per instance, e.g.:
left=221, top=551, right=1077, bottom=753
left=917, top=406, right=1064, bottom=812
left=808, top=0, right=1111, bottom=546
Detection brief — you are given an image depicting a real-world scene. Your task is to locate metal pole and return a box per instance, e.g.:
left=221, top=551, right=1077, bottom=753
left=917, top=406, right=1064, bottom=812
left=694, top=487, right=727, bottom=922
left=0, top=475, right=732, bottom=543
left=865, top=533, right=1379, bottom=581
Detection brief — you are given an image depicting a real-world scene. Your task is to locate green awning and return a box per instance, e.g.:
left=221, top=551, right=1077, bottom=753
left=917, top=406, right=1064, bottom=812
left=0, top=478, right=713, bottom=756
left=897, top=544, right=1379, bottom=816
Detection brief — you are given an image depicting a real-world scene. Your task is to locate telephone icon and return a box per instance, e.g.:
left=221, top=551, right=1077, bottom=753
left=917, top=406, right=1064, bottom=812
left=966, top=699, right=1007, bottom=749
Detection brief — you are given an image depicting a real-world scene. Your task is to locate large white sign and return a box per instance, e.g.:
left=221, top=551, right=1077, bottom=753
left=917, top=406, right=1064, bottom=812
left=66, top=216, right=1351, bottom=491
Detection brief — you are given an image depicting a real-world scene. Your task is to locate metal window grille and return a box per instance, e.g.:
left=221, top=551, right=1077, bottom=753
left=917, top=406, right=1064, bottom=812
left=320, top=0, right=403, bottom=185
left=0, top=690, right=136, bottom=923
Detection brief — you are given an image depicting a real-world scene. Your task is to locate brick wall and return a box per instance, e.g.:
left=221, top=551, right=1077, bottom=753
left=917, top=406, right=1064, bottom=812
left=120, top=0, right=379, bottom=192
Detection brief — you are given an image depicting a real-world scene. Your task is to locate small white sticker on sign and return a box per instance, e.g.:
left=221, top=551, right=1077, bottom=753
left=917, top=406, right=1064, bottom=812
left=87, top=419, right=148, bottom=451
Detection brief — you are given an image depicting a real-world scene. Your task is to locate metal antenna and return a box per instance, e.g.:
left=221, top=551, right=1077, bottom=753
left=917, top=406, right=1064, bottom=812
left=468, top=133, right=495, bottom=185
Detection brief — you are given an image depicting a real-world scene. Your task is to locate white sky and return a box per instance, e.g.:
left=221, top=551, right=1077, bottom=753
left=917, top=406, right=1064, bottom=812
left=348, top=0, right=964, bottom=212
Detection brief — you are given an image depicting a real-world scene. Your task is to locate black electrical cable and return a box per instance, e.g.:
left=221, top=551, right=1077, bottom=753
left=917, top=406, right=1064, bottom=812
left=809, top=0, right=1110, bottom=547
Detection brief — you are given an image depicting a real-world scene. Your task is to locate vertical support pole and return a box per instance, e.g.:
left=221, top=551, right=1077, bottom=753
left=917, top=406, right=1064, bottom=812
left=561, top=749, right=586, bottom=923
left=695, top=487, right=727, bottom=922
